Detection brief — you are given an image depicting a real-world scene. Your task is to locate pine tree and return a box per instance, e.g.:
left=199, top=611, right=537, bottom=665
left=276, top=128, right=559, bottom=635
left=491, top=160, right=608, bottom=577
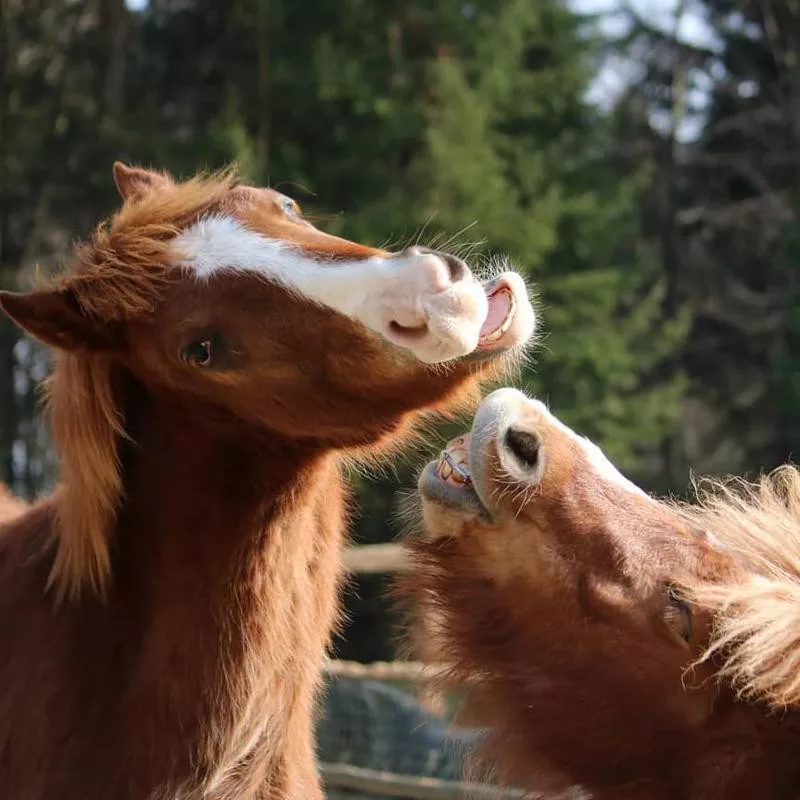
left=693, top=0, right=800, bottom=472
left=609, top=0, right=800, bottom=476
left=336, top=0, right=689, bottom=657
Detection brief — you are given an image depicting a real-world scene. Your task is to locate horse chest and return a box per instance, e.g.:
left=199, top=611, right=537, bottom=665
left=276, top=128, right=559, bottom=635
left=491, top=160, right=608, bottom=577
left=140, top=652, right=298, bottom=800
left=193, top=550, right=339, bottom=797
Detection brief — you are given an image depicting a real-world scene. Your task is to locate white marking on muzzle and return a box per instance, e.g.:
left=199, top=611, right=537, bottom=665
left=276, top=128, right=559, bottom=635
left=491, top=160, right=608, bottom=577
left=171, top=215, right=489, bottom=364
left=478, top=388, right=651, bottom=500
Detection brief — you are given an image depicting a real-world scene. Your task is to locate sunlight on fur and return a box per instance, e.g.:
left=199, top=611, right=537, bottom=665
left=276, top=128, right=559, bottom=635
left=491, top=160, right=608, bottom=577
left=39, top=169, right=244, bottom=600
left=682, top=465, right=800, bottom=708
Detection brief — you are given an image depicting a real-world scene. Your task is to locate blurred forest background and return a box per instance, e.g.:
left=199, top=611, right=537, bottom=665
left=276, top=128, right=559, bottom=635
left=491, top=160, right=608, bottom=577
left=2, top=0, right=799, bottom=661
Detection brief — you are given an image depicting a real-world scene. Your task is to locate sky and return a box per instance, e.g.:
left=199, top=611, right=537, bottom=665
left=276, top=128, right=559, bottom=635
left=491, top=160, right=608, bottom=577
left=568, top=0, right=720, bottom=140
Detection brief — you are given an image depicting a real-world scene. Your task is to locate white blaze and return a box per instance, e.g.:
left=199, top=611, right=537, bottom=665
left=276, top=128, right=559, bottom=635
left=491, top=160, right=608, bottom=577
left=478, top=388, right=651, bottom=500
left=171, top=215, right=489, bottom=364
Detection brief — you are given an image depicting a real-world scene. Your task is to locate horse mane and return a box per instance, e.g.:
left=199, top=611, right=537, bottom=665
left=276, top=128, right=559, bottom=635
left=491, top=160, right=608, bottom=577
left=53, top=168, right=236, bottom=319
left=44, top=169, right=236, bottom=601
left=681, top=465, right=800, bottom=709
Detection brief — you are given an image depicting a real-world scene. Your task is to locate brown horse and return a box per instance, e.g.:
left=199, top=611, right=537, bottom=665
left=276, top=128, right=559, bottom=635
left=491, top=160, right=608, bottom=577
left=0, top=165, right=536, bottom=800
left=0, top=483, right=27, bottom=524
left=404, top=387, right=800, bottom=800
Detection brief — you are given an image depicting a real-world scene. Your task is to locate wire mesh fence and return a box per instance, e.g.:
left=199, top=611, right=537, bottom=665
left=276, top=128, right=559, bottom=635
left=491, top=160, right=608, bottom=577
left=318, top=545, right=523, bottom=800
left=318, top=673, right=494, bottom=800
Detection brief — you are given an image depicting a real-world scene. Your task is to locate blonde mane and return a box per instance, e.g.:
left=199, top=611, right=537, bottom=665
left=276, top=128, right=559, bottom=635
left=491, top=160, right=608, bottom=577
left=681, top=465, right=800, bottom=709
left=45, top=170, right=236, bottom=600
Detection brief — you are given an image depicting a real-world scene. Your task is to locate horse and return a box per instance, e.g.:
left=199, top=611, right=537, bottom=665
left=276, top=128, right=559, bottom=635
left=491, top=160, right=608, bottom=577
left=403, top=387, right=800, bottom=800
left=0, top=164, right=536, bottom=800
left=0, top=483, right=27, bottom=524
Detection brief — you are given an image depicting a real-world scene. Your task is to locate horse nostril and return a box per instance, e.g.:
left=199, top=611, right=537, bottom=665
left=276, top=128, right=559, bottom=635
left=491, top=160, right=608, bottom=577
left=439, top=252, right=468, bottom=283
left=504, top=427, right=540, bottom=471
left=399, top=247, right=469, bottom=284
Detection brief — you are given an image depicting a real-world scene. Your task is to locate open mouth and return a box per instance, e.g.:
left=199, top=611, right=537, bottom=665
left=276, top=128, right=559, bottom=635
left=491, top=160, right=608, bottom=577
left=476, top=283, right=517, bottom=351
left=420, top=388, right=554, bottom=523
left=436, top=435, right=472, bottom=487
left=419, top=432, right=491, bottom=518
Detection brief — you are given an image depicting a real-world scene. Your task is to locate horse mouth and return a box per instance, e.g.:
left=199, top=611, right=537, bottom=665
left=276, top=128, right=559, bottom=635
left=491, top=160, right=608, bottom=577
left=436, top=435, right=473, bottom=486
left=477, top=284, right=517, bottom=350
left=419, top=389, right=536, bottom=519
left=389, top=284, right=515, bottom=348
left=418, top=433, right=491, bottom=518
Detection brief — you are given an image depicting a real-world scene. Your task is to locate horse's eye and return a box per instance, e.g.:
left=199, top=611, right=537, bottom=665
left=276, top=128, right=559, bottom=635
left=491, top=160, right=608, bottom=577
left=182, top=338, right=214, bottom=368
left=280, top=195, right=300, bottom=218
left=665, top=584, right=693, bottom=644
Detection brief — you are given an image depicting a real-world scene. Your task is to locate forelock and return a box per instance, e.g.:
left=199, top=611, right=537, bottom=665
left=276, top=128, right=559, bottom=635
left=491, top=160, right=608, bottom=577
left=54, top=169, right=238, bottom=320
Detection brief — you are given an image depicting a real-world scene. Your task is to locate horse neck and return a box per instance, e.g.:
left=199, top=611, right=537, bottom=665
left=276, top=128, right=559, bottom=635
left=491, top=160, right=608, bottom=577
left=685, top=703, right=800, bottom=800
left=585, top=704, right=800, bottom=800
left=39, top=377, right=350, bottom=794
left=112, top=378, right=348, bottom=680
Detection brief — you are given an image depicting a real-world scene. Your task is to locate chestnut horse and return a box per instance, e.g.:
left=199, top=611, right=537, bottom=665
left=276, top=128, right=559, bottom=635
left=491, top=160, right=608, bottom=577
left=0, top=165, right=535, bottom=800
left=404, top=388, right=800, bottom=800
left=0, top=483, right=27, bottom=524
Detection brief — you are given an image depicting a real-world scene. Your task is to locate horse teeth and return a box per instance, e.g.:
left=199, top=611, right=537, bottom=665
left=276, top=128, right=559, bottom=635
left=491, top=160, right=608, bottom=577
left=439, top=457, right=453, bottom=481
left=437, top=449, right=471, bottom=486
left=479, top=291, right=517, bottom=343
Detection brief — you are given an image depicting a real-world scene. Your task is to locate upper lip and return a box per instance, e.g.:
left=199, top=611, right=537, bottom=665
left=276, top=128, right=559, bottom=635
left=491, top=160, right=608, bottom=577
left=419, top=388, right=531, bottom=516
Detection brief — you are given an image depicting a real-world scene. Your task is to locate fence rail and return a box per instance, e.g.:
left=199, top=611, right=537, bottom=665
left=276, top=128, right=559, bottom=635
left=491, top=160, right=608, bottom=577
left=321, top=763, right=526, bottom=800
left=335, top=542, right=434, bottom=681
left=343, top=542, right=408, bottom=574
left=324, top=657, right=441, bottom=682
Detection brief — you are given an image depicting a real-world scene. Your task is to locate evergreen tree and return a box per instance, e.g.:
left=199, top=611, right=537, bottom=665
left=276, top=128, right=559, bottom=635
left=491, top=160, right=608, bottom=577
left=338, top=0, right=688, bottom=657
left=609, top=0, right=800, bottom=476
left=407, top=0, right=688, bottom=478
left=693, top=0, right=800, bottom=472
left=1, top=0, right=129, bottom=495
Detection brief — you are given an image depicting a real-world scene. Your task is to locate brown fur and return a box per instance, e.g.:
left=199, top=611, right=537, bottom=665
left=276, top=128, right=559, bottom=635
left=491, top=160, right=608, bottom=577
left=0, top=483, right=27, bottom=523
left=0, top=164, right=525, bottom=799
left=402, top=394, right=800, bottom=799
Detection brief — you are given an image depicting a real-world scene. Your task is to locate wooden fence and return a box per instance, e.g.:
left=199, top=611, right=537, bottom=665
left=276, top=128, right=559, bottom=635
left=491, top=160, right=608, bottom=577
left=320, top=763, right=526, bottom=800
left=342, top=542, right=408, bottom=574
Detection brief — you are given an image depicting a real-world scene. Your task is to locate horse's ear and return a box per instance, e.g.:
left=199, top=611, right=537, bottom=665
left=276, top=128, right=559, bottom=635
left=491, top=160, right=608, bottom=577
left=112, top=162, right=172, bottom=202
left=0, top=289, right=120, bottom=352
